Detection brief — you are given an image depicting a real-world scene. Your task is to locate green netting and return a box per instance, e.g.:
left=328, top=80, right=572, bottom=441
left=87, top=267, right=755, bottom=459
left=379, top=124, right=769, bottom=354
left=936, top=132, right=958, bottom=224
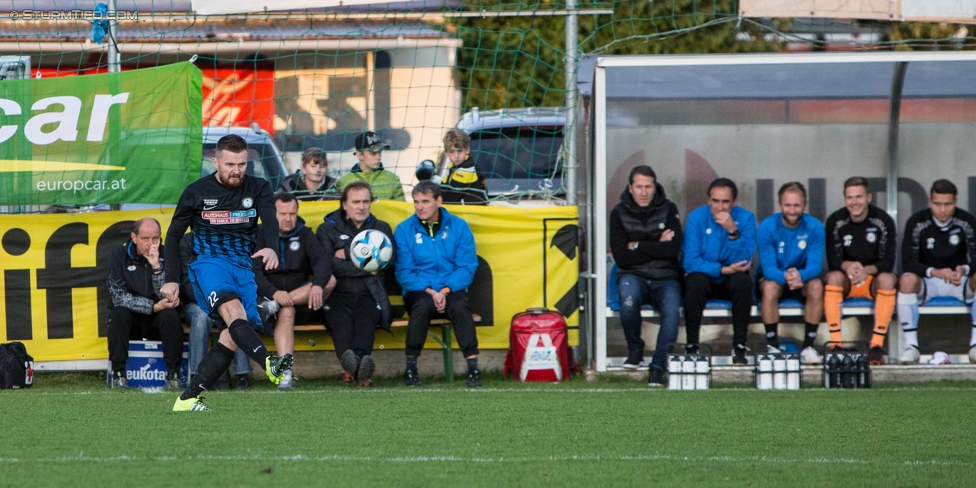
left=0, top=1, right=973, bottom=210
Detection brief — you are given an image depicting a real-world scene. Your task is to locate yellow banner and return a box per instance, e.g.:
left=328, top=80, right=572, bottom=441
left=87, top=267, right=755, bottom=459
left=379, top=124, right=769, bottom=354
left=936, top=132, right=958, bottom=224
left=0, top=202, right=578, bottom=361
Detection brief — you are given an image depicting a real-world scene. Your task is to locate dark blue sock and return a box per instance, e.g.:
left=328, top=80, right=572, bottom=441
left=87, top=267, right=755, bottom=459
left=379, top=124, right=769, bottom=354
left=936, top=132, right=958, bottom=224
left=466, top=357, right=478, bottom=372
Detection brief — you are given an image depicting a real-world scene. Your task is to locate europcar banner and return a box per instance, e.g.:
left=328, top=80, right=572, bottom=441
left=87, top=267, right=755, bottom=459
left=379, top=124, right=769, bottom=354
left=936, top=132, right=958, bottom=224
left=0, top=202, right=578, bottom=362
left=0, top=63, right=202, bottom=206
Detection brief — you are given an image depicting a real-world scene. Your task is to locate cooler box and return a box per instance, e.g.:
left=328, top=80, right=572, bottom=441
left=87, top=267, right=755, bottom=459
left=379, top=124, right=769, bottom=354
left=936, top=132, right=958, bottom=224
left=107, top=341, right=189, bottom=388
left=503, top=308, right=572, bottom=382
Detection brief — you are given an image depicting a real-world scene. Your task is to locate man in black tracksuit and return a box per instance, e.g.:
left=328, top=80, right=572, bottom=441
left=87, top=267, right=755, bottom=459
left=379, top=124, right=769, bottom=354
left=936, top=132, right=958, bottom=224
left=253, top=192, right=334, bottom=390
left=107, top=217, right=183, bottom=389
left=315, top=181, right=394, bottom=387
left=608, top=165, right=682, bottom=386
left=897, top=179, right=976, bottom=364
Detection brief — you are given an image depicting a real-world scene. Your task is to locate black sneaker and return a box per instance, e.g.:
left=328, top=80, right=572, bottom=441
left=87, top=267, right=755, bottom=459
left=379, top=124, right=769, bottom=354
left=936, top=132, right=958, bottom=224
left=732, top=344, right=749, bottom=366
left=357, top=355, right=376, bottom=385
left=622, top=351, right=643, bottom=369
left=403, top=368, right=423, bottom=387
left=685, top=344, right=700, bottom=355
left=340, top=349, right=359, bottom=378
left=214, top=370, right=231, bottom=390
left=235, top=375, right=252, bottom=391
left=647, top=366, right=665, bottom=387
left=869, top=346, right=885, bottom=365
left=465, top=368, right=482, bottom=388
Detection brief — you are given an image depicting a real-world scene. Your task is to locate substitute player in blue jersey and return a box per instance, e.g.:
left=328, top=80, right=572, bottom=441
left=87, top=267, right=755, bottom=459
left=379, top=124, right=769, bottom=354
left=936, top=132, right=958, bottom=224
left=161, top=134, right=294, bottom=412
left=756, top=182, right=825, bottom=358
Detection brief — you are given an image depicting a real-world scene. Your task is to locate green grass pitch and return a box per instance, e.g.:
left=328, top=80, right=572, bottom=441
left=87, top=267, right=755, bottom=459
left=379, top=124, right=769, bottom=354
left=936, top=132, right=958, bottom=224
left=2, top=371, right=974, bottom=487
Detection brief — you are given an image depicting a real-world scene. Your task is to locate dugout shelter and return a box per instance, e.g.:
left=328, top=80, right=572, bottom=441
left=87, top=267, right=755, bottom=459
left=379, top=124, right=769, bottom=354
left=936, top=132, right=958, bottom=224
left=581, top=52, right=976, bottom=372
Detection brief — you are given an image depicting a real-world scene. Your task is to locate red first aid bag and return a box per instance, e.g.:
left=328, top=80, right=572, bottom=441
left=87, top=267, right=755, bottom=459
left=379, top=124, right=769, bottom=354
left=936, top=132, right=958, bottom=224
left=503, top=308, right=572, bottom=382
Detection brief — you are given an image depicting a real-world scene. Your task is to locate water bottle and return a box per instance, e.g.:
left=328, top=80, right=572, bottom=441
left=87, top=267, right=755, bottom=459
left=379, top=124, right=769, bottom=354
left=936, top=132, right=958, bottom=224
left=842, top=354, right=855, bottom=389
left=786, top=353, right=800, bottom=390
left=668, top=355, right=682, bottom=390
left=856, top=353, right=870, bottom=389
left=695, top=355, right=710, bottom=390
left=757, top=354, right=773, bottom=390
left=681, top=356, right=696, bottom=390
left=826, top=353, right=841, bottom=389
left=772, top=355, right=787, bottom=390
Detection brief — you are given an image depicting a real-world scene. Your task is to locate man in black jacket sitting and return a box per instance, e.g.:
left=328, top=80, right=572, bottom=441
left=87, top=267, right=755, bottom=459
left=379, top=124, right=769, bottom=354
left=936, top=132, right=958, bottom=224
left=106, top=218, right=184, bottom=389
left=609, top=165, right=683, bottom=386
left=253, top=192, right=335, bottom=390
left=316, top=181, right=395, bottom=387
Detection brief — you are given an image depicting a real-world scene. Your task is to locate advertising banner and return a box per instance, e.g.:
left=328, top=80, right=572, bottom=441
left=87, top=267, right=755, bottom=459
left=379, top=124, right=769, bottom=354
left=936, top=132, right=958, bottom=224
left=0, top=63, right=202, bottom=206
left=0, top=201, right=579, bottom=362
left=202, top=68, right=275, bottom=134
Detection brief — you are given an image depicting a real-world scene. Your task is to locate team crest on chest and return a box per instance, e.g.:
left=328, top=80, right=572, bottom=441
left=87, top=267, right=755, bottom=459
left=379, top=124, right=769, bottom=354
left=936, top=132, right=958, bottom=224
left=797, top=240, right=807, bottom=250
left=289, top=241, right=301, bottom=251
left=242, top=197, right=253, bottom=209
left=866, top=232, right=876, bottom=243
left=949, top=234, right=960, bottom=246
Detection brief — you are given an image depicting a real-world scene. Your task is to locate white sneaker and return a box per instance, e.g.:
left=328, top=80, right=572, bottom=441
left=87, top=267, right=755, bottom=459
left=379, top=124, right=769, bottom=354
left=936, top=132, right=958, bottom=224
left=800, top=346, right=822, bottom=365
left=969, top=346, right=976, bottom=364
left=277, top=369, right=294, bottom=391
left=257, top=298, right=280, bottom=323
left=899, top=345, right=921, bottom=364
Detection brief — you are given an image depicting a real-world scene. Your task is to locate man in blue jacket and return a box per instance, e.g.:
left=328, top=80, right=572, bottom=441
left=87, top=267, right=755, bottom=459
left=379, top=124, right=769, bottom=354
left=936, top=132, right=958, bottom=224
left=757, top=182, right=825, bottom=358
left=395, top=181, right=481, bottom=387
left=682, top=178, right=757, bottom=365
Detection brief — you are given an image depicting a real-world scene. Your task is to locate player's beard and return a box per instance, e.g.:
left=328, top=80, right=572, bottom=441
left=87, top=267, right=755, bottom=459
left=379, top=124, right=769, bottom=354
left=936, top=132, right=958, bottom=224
left=218, top=172, right=244, bottom=188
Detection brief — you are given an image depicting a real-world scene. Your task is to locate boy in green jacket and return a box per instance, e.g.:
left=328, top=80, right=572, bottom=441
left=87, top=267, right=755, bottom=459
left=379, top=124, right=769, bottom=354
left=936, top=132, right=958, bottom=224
left=336, top=131, right=405, bottom=201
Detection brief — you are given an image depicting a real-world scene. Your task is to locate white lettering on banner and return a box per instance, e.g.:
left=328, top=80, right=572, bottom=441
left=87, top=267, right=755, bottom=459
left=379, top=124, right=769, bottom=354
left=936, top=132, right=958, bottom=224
left=24, top=96, right=81, bottom=145
left=86, top=93, right=130, bottom=142
left=128, top=363, right=166, bottom=382
left=0, top=98, right=22, bottom=143
left=0, top=92, right=131, bottom=145
left=520, top=333, right=562, bottom=381
left=35, top=178, right=127, bottom=193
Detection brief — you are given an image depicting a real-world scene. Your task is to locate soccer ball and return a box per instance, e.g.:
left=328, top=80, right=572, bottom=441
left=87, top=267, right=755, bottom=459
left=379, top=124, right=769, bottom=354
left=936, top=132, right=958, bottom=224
left=350, top=229, right=393, bottom=272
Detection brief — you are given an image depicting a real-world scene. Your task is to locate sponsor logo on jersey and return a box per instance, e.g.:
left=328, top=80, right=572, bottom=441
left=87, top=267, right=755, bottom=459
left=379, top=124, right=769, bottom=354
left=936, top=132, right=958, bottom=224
left=203, top=198, right=219, bottom=210
left=201, top=209, right=257, bottom=225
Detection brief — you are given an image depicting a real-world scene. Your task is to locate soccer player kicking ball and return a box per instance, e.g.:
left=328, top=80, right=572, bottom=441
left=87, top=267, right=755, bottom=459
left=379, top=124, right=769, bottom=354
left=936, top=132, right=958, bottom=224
left=162, top=134, right=294, bottom=412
